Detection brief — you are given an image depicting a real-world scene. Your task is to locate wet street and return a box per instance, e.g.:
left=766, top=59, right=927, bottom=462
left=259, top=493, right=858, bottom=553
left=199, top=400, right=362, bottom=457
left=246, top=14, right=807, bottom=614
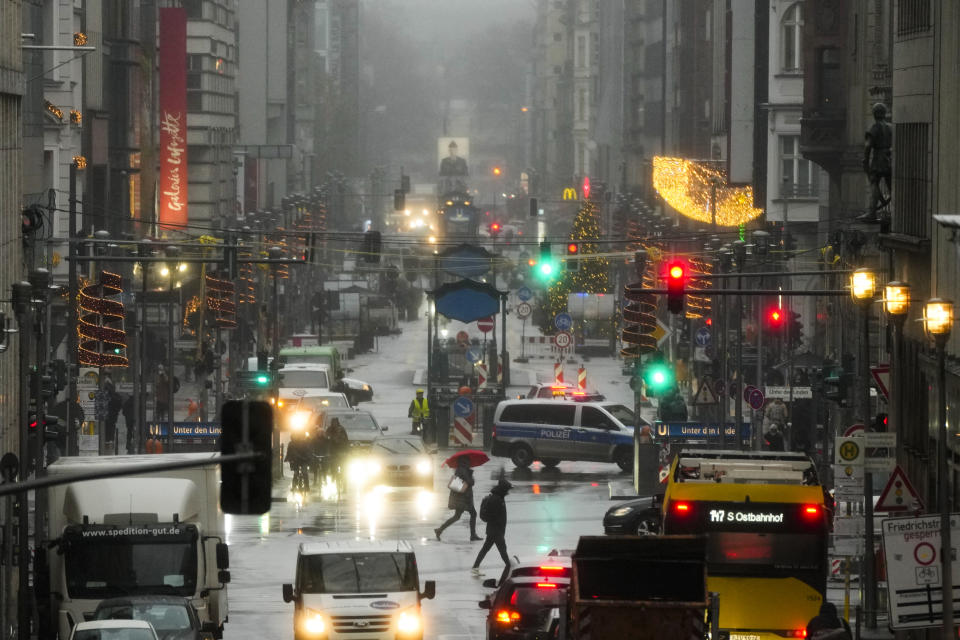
left=225, top=460, right=627, bottom=639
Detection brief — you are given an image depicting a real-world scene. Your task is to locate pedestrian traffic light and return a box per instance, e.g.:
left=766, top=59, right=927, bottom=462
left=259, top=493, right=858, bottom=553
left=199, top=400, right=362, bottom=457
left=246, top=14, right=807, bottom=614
left=642, top=361, right=674, bottom=396
left=220, top=399, right=273, bottom=515
left=529, top=197, right=539, bottom=218
left=566, top=242, right=579, bottom=255
left=565, top=242, right=579, bottom=272
left=393, top=189, right=405, bottom=211
left=874, top=412, right=888, bottom=432
left=788, top=311, right=804, bottom=347
left=666, top=261, right=686, bottom=315
left=823, top=367, right=851, bottom=406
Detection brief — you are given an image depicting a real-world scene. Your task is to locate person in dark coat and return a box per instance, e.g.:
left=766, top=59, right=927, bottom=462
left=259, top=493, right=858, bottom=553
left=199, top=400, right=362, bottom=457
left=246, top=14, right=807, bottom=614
left=122, top=394, right=136, bottom=454
left=805, top=602, right=851, bottom=639
left=471, top=478, right=512, bottom=576
left=764, top=424, right=786, bottom=451
left=434, top=457, right=482, bottom=542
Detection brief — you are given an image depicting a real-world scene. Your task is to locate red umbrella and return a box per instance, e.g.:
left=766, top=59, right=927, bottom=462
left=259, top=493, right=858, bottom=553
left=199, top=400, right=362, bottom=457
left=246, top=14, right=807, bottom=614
left=444, top=449, right=490, bottom=469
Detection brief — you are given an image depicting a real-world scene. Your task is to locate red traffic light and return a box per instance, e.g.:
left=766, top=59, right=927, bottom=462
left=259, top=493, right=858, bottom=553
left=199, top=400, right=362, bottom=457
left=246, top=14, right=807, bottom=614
left=492, top=166, right=502, bottom=176
left=767, top=307, right=784, bottom=328
left=490, top=222, right=502, bottom=234
left=668, top=264, right=685, bottom=280
left=567, top=243, right=579, bottom=255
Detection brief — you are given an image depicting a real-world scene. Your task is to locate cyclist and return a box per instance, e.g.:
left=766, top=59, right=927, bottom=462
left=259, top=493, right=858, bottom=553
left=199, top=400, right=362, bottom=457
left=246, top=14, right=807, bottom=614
left=325, top=417, right=349, bottom=491
left=407, top=388, right=430, bottom=435
left=285, top=431, right=312, bottom=493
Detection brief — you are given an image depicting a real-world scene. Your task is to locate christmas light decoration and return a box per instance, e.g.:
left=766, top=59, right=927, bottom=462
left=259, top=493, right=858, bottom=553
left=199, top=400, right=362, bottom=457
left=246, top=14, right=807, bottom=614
left=77, top=271, right=128, bottom=367
left=686, top=256, right=713, bottom=319
left=652, top=156, right=763, bottom=226
left=541, top=199, right=612, bottom=331
left=74, top=32, right=88, bottom=46
left=73, top=155, right=87, bottom=169
left=45, top=100, right=63, bottom=120
left=206, top=274, right=237, bottom=328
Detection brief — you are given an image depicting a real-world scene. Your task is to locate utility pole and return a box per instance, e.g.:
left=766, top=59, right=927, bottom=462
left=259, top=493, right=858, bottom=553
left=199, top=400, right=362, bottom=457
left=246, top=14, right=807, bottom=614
left=66, top=162, right=80, bottom=456
left=12, top=282, right=32, bottom=640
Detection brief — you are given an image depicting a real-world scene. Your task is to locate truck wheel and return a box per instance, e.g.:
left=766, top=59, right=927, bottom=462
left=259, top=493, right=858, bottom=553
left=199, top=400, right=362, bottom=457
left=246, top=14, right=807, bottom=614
left=614, top=447, right=633, bottom=472
left=540, top=458, right=560, bottom=469
left=511, top=444, right=534, bottom=468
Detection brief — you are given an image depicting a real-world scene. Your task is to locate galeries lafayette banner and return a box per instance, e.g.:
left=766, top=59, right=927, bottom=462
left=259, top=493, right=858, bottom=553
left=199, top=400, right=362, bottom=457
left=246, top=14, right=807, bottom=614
left=158, top=8, right=188, bottom=231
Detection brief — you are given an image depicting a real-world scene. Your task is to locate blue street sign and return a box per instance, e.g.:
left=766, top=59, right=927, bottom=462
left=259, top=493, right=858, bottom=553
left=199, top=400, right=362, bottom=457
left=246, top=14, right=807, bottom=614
left=147, top=422, right=222, bottom=438
left=695, top=327, right=711, bottom=347
left=466, top=347, right=482, bottom=363
left=517, top=286, right=533, bottom=302
left=453, top=396, right=474, bottom=418
left=654, top=421, right=751, bottom=446
left=554, top=313, right=573, bottom=331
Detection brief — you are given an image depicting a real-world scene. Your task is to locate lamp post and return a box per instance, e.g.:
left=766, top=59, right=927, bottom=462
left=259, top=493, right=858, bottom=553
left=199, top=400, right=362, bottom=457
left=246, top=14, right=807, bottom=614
left=161, top=247, right=185, bottom=451
left=883, top=283, right=910, bottom=447
left=850, top=266, right=877, bottom=628
left=752, top=231, right=770, bottom=443
left=923, top=298, right=955, bottom=639
left=732, top=239, right=747, bottom=442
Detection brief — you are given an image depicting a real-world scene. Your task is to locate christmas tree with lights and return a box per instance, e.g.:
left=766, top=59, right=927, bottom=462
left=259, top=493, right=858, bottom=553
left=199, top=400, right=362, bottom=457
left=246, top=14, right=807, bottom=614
left=539, top=198, right=611, bottom=332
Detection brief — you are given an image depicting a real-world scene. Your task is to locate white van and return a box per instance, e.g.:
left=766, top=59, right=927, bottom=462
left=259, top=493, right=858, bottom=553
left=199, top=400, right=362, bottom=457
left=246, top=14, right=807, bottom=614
left=282, top=540, right=435, bottom=640
left=276, top=363, right=333, bottom=396
left=492, top=399, right=651, bottom=471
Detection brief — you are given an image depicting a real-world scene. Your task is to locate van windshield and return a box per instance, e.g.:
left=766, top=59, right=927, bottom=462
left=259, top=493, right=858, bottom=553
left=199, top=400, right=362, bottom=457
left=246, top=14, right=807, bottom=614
left=278, top=370, right=329, bottom=389
left=298, top=553, right=418, bottom=594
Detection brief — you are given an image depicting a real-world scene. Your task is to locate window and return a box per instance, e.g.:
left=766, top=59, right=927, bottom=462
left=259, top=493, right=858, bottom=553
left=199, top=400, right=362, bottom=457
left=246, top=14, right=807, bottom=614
left=581, top=406, right=613, bottom=430
left=782, top=2, right=803, bottom=72
left=780, top=135, right=818, bottom=198
left=893, top=123, right=930, bottom=238
left=577, top=88, right=587, bottom=121
left=577, top=35, right=587, bottom=68
left=898, top=0, right=931, bottom=35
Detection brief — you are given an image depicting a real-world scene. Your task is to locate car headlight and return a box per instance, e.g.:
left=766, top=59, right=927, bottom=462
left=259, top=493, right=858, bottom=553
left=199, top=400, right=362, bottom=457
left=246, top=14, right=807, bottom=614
left=611, top=506, right=635, bottom=517
left=288, top=411, right=311, bottom=431
left=415, top=459, right=432, bottom=475
left=366, top=460, right=381, bottom=475
left=362, top=384, right=371, bottom=392
left=396, top=609, right=422, bottom=634
left=302, top=609, right=326, bottom=634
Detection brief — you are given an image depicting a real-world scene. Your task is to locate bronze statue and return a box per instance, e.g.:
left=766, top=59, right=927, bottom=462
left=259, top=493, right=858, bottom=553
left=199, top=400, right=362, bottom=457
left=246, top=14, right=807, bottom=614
left=862, top=102, right=892, bottom=222
left=439, top=141, right=468, bottom=177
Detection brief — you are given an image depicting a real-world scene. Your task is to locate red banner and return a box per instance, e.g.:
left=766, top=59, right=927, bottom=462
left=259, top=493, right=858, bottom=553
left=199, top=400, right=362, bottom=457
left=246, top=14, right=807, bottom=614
left=158, top=8, right=188, bottom=231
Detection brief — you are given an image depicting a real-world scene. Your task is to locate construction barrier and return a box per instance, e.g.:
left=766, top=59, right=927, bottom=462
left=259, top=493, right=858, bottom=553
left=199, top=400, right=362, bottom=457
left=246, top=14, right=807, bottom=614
left=521, top=335, right=577, bottom=359
left=477, top=364, right=488, bottom=390
left=578, top=365, right=587, bottom=390
left=554, top=361, right=564, bottom=385
left=452, top=410, right=474, bottom=446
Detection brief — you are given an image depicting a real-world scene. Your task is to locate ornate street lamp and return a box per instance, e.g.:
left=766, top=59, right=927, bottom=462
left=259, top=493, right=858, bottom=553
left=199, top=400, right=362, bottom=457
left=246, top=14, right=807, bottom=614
left=882, top=281, right=911, bottom=451
left=849, top=266, right=877, bottom=628
left=923, top=297, right=955, bottom=639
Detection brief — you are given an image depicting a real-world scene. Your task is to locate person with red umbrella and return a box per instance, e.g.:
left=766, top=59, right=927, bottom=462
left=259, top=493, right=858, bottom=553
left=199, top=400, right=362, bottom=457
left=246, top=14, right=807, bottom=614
left=434, top=454, right=484, bottom=542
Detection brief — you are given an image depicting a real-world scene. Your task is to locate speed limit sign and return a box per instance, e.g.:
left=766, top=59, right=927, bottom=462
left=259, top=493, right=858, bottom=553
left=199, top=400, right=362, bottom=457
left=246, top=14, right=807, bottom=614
left=516, top=302, right=532, bottom=319
left=553, top=331, right=572, bottom=349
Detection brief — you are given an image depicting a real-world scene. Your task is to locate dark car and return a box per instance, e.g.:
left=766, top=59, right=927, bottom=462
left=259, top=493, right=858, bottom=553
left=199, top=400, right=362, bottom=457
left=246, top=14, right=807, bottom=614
left=601, top=494, right=662, bottom=535
left=319, top=408, right=386, bottom=451
left=478, top=556, right=572, bottom=640
left=93, top=595, right=215, bottom=640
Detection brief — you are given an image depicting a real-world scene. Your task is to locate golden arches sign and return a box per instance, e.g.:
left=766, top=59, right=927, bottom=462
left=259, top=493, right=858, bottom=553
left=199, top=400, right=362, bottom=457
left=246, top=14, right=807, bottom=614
left=562, top=188, right=578, bottom=201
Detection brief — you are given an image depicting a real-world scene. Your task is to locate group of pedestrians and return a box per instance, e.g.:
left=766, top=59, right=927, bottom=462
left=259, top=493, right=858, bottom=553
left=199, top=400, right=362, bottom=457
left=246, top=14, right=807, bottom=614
left=284, top=417, right=349, bottom=492
left=435, top=456, right=513, bottom=577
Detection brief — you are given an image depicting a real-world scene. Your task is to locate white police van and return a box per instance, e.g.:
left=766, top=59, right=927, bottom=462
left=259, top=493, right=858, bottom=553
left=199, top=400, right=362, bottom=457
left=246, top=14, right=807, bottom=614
left=491, top=399, right=648, bottom=471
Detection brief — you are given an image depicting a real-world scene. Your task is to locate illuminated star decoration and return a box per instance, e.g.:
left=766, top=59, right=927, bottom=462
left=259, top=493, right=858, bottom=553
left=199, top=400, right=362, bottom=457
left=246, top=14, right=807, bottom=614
left=77, top=271, right=128, bottom=367
left=652, top=156, right=763, bottom=226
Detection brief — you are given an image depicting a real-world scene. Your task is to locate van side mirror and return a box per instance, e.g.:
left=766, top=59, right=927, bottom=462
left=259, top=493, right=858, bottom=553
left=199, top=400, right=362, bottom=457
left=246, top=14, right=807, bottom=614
left=282, top=583, right=294, bottom=603
left=216, top=542, right=229, bottom=569
left=420, top=580, right=436, bottom=600
left=381, top=425, right=389, bottom=432
left=217, top=570, right=231, bottom=584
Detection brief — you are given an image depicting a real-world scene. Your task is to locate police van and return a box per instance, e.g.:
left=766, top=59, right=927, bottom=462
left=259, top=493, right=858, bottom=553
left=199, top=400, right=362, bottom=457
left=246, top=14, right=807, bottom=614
left=491, top=399, right=648, bottom=471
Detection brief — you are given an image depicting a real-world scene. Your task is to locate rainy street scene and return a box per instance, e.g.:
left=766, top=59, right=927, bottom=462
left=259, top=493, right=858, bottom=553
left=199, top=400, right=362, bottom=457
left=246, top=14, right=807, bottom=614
left=2, top=0, right=959, bottom=639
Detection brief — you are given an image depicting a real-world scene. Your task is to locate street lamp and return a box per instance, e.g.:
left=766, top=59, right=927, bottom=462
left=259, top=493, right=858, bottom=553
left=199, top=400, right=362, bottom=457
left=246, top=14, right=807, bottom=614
left=923, top=297, right=955, bottom=639
left=883, top=282, right=911, bottom=446
left=849, top=266, right=877, bottom=628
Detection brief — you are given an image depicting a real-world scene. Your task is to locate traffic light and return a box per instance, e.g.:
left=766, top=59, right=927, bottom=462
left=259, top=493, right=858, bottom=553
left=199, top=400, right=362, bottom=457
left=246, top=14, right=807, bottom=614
left=492, top=166, right=502, bottom=177
left=666, top=261, right=686, bottom=315
left=220, top=400, right=273, bottom=515
left=362, top=230, right=382, bottom=264
left=874, top=412, right=888, bottom=432
left=565, top=242, right=579, bottom=272
left=489, top=222, right=502, bottom=236
left=823, top=367, right=852, bottom=406
left=642, top=361, right=674, bottom=396
left=535, top=242, right=558, bottom=282
left=529, top=197, right=538, bottom=218
left=765, top=306, right=784, bottom=332
left=788, top=311, right=804, bottom=347
left=401, top=174, right=410, bottom=194
left=393, top=189, right=405, bottom=211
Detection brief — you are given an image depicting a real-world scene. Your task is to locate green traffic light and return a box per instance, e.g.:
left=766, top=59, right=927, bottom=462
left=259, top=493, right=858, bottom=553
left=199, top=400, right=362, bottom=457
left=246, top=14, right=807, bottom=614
left=539, top=262, right=553, bottom=276
left=642, top=363, right=674, bottom=395
left=256, top=374, right=269, bottom=385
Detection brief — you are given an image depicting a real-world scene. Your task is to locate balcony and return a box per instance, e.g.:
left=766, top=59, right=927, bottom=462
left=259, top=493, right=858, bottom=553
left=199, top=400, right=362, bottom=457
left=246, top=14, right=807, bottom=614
left=799, top=107, right=845, bottom=172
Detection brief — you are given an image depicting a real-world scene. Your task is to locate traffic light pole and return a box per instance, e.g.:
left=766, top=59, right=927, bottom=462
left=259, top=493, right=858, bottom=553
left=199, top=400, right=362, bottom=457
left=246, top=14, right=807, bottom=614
left=12, top=284, right=32, bottom=640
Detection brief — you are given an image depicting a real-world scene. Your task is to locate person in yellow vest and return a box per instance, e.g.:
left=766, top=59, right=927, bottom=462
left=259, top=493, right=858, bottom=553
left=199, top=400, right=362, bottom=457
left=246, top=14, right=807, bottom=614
left=408, top=389, right=430, bottom=435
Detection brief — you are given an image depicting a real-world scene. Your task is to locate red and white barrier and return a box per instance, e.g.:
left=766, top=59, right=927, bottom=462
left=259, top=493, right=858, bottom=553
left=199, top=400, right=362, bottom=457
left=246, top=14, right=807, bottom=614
left=578, top=365, right=587, bottom=390
left=452, top=412, right=473, bottom=446
left=477, top=364, right=488, bottom=390
left=554, top=361, right=564, bottom=385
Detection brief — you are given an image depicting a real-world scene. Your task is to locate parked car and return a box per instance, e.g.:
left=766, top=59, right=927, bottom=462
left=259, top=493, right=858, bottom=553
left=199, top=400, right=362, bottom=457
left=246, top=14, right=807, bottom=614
left=478, top=554, right=572, bottom=640
left=69, top=619, right=159, bottom=640
left=93, top=595, right=216, bottom=640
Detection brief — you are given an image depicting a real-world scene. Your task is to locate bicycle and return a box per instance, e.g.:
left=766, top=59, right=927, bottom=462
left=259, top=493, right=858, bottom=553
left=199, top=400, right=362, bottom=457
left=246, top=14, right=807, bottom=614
left=291, top=463, right=310, bottom=495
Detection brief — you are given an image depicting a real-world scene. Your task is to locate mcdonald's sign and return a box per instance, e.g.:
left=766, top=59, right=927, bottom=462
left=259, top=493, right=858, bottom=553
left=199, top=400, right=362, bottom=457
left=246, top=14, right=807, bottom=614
left=562, top=187, right=578, bottom=201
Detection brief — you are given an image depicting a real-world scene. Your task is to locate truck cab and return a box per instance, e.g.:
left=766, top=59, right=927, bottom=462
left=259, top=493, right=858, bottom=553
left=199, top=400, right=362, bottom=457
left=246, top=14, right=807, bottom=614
left=46, top=454, right=229, bottom=639
left=282, top=540, right=435, bottom=640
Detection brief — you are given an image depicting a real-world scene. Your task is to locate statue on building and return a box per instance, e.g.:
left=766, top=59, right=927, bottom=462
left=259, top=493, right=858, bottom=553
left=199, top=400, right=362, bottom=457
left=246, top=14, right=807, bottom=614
left=861, top=102, right=892, bottom=222
left=439, top=141, right=468, bottom=177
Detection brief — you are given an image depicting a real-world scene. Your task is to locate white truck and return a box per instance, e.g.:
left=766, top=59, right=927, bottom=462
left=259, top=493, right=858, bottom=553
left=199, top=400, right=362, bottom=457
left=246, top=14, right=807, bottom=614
left=46, top=453, right=229, bottom=639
